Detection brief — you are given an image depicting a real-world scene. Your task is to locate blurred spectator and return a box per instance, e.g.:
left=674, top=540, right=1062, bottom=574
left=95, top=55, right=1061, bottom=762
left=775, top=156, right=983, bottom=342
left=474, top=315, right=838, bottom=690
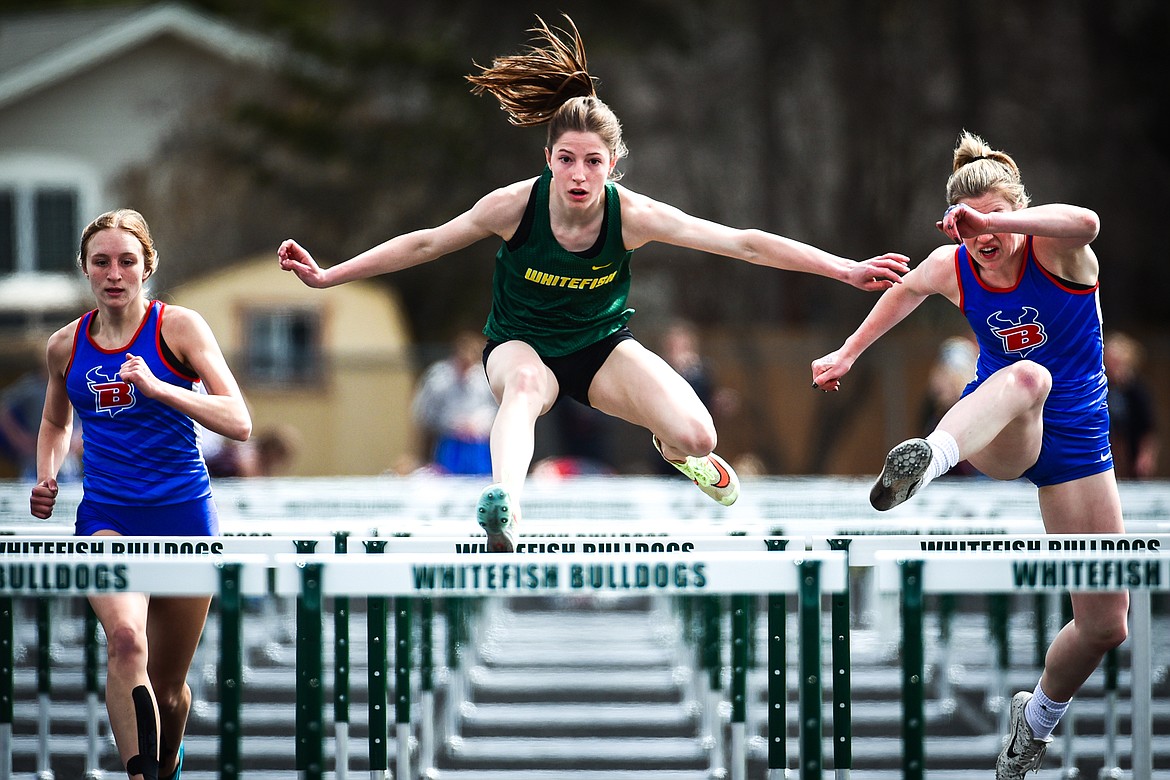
left=1104, top=331, right=1159, bottom=479
left=0, top=367, right=81, bottom=481
left=919, top=335, right=980, bottom=477
left=649, top=319, right=740, bottom=474
left=662, top=319, right=716, bottom=408
left=411, top=330, right=499, bottom=475
left=205, top=423, right=301, bottom=478
left=531, top=454, right=615, bottom=478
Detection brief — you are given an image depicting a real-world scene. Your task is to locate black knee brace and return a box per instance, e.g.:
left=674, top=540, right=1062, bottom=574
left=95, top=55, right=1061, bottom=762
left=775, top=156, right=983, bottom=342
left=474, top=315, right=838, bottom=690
left=125, top=685, right=159, bottom=779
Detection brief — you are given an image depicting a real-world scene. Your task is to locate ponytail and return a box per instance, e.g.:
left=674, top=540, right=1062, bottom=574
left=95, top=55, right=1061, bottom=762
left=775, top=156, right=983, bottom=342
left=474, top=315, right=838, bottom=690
left=467, top=15, right=628, bottom=174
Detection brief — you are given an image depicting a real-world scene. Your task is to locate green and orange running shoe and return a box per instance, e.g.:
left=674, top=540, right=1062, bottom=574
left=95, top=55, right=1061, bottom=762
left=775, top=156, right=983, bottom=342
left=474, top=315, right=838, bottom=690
left=652, top=435, right=739, bottom=507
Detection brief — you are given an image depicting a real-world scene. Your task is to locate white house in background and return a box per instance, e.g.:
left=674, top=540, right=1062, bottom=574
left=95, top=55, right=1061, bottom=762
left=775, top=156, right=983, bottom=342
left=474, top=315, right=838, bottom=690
left=0, top=3, right=420, bottom=477
left=0, top=1, right=279, bottom=332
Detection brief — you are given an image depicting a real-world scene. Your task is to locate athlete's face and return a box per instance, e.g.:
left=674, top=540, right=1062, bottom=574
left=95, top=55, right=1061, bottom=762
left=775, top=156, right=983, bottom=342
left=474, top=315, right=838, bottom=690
left=83, top=228, right=148, bottom=308
left=958, top=191, right=1026, bottom=273
left=545, top=131, right=615, bottom=210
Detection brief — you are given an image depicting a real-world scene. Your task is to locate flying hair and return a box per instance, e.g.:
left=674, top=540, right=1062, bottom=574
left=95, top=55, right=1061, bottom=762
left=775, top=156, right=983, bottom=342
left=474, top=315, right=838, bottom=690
left=466, top=15, right=598, bottom=127
left=945, top=130, right=1030, bottom=208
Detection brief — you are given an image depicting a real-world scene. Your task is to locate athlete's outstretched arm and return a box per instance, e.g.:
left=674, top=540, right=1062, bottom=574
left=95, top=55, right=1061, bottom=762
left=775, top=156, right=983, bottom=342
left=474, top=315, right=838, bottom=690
left=810, top=246, right=957, bottom=392
left=938, top=203, right=1099, bottom=246
left=279, top=181, right=532, bottom=288
left=618, top=188, right=910, bottom=291
left=939, top=202, right=1100, bottom=285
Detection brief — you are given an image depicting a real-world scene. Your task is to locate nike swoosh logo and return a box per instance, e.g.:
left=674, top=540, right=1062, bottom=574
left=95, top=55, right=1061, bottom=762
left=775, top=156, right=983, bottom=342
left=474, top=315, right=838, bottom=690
left=592, top=263, right=613, bottom=270
left=708, top=457, right=731, bottom=489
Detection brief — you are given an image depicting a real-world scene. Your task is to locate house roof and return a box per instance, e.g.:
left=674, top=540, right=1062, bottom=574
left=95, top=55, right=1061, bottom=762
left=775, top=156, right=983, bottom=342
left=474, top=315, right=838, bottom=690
left=0, top=2, right=281, bottom=111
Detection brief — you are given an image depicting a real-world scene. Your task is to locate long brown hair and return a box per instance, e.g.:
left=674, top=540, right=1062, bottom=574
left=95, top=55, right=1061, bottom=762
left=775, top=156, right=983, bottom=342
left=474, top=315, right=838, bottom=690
left=467, top=15, right=628, bottom=175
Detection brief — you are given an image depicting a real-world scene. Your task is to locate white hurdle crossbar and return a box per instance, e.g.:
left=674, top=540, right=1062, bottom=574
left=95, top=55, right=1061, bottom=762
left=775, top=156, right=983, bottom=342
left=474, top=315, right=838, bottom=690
left=875, top=548, right=1168, bottom=780
left=0, top=537, right=845, bottom=780
left=272, top=548, right=847, bottom=780
left=0, top=551, right=270, bottom=780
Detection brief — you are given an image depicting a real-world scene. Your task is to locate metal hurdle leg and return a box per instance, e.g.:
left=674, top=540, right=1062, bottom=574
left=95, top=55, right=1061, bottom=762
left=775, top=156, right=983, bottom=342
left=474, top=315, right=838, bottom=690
left=35, top=597, right=52, bottom=780
left=797, top=560, right=824, bottom=780
left=0, top=596, right=12, bottom=780
left=364, top=540, right=391, bottom=779
left=1057, top=595, right=1078, bottom=778
left=394, top=598, right=412, bottom=780
left=730, top=594, right=750, bottom=780
left=826, top=539, right=852, bottom=779
left=989, top=594, right=1010, bottom=737
left=219, top=562, right=243, bottom=780
left=767, top=591, right=786, bottom=779
left=1100, top=647, right=1119, bottom=778
left=935, top=594, right=955, bottom=716
left=442, top=598, right=464, bottom=752
left=334, top=533, right=352, bottom=780
left=419, top=598, right=435, bottom=779
left=83, top=604, right=101, bottom=779
left=296, top=562, right=325, bottom=780
left=1130, top=589, right=1153, bottom=780
left=701, top=595, right=725, bottom=778
left=900, top=560, right=925, bottom=780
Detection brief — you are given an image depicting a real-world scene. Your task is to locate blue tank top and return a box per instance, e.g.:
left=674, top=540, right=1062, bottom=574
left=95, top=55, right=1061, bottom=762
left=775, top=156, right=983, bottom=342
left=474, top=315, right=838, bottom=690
left=956, top=236, right=1108, bottom=432
left=66, top=300, right=212, bottom=506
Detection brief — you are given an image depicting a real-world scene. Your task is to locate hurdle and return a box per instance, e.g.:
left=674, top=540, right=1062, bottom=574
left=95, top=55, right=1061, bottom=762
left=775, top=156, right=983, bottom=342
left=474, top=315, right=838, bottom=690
left=875, top=548, right=1166, bottom=780
left=271, top=547, right=847, bottom=780
left=0, top=537, right=331, bottom=780
left=0, top=550, right=270, bottom=779
left=0, top=535, right=847, bottom=779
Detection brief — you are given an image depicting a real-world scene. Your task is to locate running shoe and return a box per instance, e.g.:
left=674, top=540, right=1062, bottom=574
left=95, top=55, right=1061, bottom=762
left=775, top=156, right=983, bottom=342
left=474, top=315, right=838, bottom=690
left=653, top=435, right=739, bottom=506
left=477, top=483, right=518, bottom=553
left=869, top=438, right=932, bottom=511
left=161, top=743, right=184, bottom=780
left=996, top=691, right=1051, bottom=779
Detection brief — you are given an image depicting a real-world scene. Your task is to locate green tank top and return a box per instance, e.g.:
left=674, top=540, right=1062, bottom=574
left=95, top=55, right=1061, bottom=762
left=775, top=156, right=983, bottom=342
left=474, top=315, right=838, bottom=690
left=483, top=167, right=634, bottom=357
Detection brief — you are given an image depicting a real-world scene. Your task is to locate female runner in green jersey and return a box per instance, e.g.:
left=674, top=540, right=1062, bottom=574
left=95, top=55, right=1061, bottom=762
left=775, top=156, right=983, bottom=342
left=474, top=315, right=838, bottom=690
left=279, top=16, right=908, bottom=551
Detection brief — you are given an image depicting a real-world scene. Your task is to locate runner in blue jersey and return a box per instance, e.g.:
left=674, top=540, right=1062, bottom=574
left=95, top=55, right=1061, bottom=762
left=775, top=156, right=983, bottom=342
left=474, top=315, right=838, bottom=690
left=278, top=15, right=909, bottom=551
left=30, top=209, right=252, bottom=780
left=811, top=132, right=1127, bottom=779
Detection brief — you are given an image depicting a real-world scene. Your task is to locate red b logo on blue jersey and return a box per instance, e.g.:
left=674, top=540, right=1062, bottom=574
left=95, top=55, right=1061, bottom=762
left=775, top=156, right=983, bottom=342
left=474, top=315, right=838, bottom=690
left=987, top=307, right=1047, bottom=357
left=86, top=366, right=136, bottom=416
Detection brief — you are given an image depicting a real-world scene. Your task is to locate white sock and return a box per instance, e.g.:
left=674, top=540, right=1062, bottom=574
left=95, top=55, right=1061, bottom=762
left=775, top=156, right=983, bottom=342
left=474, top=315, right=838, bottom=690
left=923, top=430, right=960, bottom=483
left=1024, top=683, right=1069, bottom=740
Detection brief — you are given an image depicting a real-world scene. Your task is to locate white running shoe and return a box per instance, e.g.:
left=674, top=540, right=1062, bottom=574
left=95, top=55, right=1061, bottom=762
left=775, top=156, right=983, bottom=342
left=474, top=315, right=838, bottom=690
left=870, top=438, right=932, bottom=511
left=996, top=691, right=1051, bottom=779
left=476, top=484, right=518, bottom=553
left=653, top=435, right=739, bottom=506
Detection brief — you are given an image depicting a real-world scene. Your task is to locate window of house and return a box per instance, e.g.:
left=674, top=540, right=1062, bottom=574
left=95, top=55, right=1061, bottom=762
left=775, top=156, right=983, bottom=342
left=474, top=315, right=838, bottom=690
left=244, top=307, right=323, bottom=386
left=0, top=184, right=80, bottom=274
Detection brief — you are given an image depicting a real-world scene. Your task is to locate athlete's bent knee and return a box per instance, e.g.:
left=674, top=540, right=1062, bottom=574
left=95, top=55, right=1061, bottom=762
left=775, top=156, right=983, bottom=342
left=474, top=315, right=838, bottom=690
left=1007, top=360, right=1052, bottom=405
left=1081, top=618, right=1128, bottom=655
left=106, top=625, right=148, bottom=672
left=504, top=363, right=548, bottom=397
left=669, top=417, right=717, bottom=458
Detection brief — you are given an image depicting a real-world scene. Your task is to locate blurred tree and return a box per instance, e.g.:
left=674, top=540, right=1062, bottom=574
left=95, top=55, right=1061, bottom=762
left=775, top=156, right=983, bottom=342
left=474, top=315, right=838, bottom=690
left=15, top=0, right=1161, bottom=336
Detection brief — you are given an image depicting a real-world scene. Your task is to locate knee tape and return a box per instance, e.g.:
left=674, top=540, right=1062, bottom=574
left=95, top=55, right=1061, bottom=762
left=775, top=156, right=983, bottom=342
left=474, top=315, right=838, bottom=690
left=125, top=685, right=159, bottom=779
